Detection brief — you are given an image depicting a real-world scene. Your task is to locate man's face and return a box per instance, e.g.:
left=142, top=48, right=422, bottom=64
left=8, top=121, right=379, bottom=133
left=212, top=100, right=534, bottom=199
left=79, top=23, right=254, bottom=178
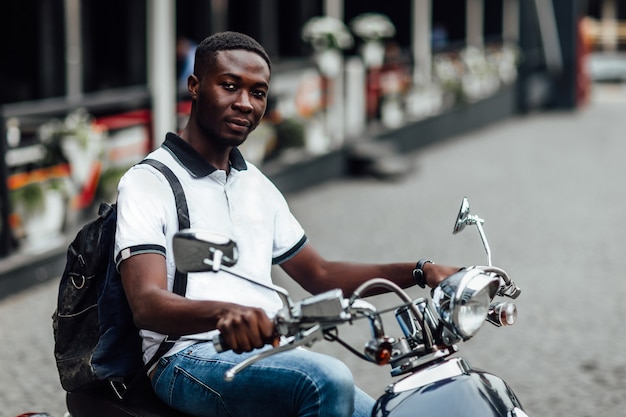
left=193, top=49, right=270, bottom=148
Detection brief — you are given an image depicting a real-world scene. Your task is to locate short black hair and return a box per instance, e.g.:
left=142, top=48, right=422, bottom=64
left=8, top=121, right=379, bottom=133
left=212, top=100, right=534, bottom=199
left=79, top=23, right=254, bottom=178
left=194, top=31, right=271, bottom=77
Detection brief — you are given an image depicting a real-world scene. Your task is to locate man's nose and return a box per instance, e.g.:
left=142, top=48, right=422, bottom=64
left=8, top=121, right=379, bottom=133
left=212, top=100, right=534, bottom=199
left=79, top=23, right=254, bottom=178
left=234, top=91, right=253, bottom=112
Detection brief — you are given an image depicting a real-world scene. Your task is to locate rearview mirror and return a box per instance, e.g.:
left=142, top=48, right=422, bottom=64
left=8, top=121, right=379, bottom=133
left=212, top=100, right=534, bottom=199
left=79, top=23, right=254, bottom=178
left=172, top=229, right=294, bottom=309
left=453, top=197, right=471, bottom=234
left=173, top=230, right=238, bottom=273
left=451, top=197, right=492, bottom=266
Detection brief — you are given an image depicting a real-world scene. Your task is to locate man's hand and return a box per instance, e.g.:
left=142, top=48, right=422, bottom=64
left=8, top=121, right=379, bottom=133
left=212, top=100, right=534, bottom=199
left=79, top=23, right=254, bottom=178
left=423, top=263, right=461, bottom=288
left=216, top=306, right=278, bottom=354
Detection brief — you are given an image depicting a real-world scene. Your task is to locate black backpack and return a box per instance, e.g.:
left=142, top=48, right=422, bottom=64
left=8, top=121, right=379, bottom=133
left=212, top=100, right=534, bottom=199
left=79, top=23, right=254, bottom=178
left=52, top=159, right=189, bottom=397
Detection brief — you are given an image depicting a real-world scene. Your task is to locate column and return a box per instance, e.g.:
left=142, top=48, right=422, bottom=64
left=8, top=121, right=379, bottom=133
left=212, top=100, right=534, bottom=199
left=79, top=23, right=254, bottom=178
left=148, top=0, right=176, bottom=147
left=503, top=0, right=520, bottom=43
left=64, top=0, right=83, bottom=104
left=324, top=0, right=343, bottom=20
left=412, top=0, right=432, bottom=84
left=601, top=0, right=618, bottom=51
left=323, top=0, right=346, bottom=146
left=466, top=0, right=484, bottom=48
left=534, top=0, right=563, bottom=74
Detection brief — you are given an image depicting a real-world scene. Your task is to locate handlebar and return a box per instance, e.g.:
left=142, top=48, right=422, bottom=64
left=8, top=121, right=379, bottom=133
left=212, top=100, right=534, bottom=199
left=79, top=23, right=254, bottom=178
left=212, top=266, right=519, bottom=381
left=212, top=334, right=228, bottom=353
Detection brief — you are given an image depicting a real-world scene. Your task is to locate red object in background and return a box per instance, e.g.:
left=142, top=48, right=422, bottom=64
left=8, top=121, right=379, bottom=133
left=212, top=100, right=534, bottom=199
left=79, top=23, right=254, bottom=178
left=95, top=109, right=151, bottom=131
left=96, top=108, right=154, bottom=150
left=294, top=73, right=327, bottom=118
left=177, top=100, right=192, bottom=115
left=72, top=160, right=102, bottom=210
left=7, top=164, right=71, bottom=191
left=366, top=68, right=382, bottom=120
left=576, top=17, right=592, bottom=107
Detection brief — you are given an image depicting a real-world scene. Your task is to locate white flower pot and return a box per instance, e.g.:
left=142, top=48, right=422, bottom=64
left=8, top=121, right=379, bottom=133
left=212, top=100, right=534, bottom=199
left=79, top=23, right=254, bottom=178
left=23, top=189, right=65, bottom=253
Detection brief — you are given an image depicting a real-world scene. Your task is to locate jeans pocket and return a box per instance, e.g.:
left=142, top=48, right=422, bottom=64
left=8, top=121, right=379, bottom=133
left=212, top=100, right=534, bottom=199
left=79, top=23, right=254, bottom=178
left=169, top=365, right=232, bottom=417
left=150, top=355, right=172, bottom=390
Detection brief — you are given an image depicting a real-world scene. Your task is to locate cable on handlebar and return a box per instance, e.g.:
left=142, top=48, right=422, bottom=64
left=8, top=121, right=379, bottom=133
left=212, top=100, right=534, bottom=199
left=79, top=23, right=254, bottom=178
left=323, top=329, right=371, bottom=362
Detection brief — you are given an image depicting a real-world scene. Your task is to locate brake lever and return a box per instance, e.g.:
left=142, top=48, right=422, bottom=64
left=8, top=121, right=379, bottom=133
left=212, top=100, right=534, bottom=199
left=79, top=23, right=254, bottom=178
left=498, top=281, right=522, bottom=299
left=473, top=265, right=521, bottom=299
left=222, top=324, right=324, bottom=382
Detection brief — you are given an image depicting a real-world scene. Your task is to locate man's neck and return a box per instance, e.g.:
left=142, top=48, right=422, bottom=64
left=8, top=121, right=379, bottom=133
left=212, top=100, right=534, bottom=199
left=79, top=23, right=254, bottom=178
left=179, top=130, right=232, bottom=172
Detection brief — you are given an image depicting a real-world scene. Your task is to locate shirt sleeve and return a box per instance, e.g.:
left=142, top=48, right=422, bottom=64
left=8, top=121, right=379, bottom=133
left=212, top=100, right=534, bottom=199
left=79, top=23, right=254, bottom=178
left=270, top=182, right=307, bottom=264
left=114, top=165, right=175, bottom=268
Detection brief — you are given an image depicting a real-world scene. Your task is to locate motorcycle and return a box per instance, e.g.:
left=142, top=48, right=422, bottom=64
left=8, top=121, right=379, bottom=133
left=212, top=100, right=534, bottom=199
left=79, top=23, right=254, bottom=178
left=63, top=197, right=527, bottom=417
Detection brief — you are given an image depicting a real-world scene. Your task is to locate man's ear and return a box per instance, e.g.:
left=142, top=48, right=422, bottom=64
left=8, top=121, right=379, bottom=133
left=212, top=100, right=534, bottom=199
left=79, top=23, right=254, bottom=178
left=188, top=74, right=199, bottom=98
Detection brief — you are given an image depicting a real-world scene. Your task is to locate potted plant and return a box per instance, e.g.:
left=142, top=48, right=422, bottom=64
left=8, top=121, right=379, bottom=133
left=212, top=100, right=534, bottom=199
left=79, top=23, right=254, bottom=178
left=42, top=108, right=106, bottom=188
left=301, top=16, right=354, bottom=154
left=302, top=16, right=354, bottom=77
left=8, top=108, right=104, bottom=251
left=349, top=13, right=396, bottom=68
left=10, top=177, right=68, bottom=252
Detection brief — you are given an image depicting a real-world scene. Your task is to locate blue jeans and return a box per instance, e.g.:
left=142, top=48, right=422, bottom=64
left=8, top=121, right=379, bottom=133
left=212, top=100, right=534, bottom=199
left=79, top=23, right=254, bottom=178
left=150, top=341, right=375, bottom=417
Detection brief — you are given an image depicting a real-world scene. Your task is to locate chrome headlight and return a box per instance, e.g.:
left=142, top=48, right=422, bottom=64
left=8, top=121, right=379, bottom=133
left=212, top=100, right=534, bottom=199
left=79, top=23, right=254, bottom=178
left=432, top=268, right=499, bottom=342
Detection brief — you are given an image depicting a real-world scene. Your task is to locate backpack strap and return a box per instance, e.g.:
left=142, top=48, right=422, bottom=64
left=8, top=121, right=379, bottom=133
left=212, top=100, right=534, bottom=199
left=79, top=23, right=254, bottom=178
left=140, top=158, right=191, bottom=296
left=117, top=158, right=190, bottom=400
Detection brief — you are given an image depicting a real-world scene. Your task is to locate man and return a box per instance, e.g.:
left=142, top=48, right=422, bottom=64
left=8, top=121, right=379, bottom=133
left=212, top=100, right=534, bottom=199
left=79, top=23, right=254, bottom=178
left=176, top=35, right=197, bottom=89
left=115, top=31, right=458, bottom=417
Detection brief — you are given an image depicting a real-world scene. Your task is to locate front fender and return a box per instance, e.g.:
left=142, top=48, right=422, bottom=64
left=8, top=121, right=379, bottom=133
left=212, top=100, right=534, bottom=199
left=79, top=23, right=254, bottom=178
left=373, top=361, right=526, bottom=417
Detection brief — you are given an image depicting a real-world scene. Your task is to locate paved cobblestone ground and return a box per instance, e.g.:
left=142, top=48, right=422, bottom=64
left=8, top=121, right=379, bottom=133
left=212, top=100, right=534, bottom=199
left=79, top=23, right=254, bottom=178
left=2, top=82, right=625, bottom=417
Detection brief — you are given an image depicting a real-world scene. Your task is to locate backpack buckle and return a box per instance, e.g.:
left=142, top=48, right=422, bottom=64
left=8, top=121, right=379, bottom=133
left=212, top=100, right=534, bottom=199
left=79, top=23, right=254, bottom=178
left=98, top=202, right=114, bottom=218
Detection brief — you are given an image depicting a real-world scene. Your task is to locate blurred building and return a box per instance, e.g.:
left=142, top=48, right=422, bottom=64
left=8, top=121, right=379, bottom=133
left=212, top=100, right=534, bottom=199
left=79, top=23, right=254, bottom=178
left=0, top=0, right=605, bottom=261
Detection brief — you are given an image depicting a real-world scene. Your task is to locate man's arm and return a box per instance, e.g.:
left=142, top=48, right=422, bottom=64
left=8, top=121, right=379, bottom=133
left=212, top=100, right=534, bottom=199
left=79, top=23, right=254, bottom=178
left=280, top=244, right=458, bottom=297
left=120, top=253, right=276, bottom=353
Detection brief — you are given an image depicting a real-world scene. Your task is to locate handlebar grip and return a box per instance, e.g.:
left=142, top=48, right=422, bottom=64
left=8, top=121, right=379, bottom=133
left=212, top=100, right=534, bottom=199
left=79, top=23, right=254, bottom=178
left=212, top=333, right=228, bottom=353
left=212, top=333, right=281, bottom=353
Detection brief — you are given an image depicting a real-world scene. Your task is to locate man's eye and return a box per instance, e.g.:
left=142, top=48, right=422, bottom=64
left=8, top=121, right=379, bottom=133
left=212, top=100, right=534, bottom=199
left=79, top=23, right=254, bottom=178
left=253, top=91, right=267, bottom=98
left=222, top=82, right=236, bottom=90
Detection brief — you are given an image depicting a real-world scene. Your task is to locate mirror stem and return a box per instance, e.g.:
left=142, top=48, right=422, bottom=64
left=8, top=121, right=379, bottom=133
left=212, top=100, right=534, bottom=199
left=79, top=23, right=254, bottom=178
left=473, top=216, right=492, bottom=266
left=221, top=268, right=293, bottom=310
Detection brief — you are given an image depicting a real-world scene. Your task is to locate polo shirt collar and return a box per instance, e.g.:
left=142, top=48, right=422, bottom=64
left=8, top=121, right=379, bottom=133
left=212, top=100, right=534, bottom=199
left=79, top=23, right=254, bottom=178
left=162, top=132, right=248, bottom=177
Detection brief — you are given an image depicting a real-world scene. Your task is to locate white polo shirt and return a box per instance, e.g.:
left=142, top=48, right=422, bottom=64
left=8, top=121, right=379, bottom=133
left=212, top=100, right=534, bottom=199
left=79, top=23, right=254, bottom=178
left=115, top=133, right=307, bottom=362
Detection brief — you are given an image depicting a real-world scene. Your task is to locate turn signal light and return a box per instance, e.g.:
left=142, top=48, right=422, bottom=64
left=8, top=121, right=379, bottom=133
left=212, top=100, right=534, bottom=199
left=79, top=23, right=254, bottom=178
left=487, top=302, right=517, bottom=327
left=364, top=338, right=395, bottom=365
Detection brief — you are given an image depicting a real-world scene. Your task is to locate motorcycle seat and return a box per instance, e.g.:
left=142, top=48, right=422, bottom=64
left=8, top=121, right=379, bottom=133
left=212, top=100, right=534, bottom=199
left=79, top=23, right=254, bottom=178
left=66, top=377, right=192, bottom=417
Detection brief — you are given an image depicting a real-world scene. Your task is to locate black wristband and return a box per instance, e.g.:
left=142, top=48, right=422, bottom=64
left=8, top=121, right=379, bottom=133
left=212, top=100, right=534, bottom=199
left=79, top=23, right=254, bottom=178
left=412, top=259, right=434, bottom=288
